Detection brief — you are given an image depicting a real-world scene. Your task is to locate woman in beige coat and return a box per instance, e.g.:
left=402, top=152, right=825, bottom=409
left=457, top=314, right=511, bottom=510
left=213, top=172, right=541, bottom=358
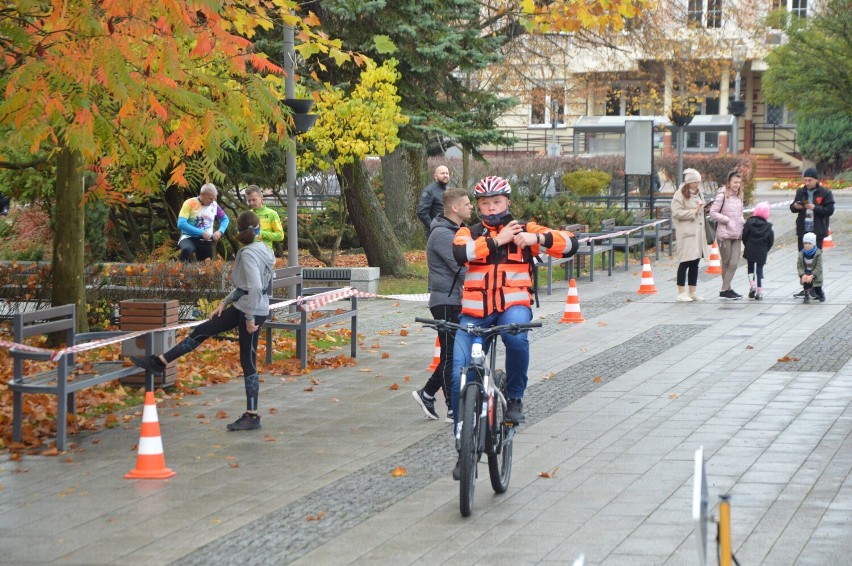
left=670, top=168, right=708, bottom=302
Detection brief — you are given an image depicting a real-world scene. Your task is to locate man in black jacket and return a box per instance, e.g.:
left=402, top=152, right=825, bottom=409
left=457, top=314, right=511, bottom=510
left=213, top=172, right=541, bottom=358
left=790, top=167, right=835, bottom=250
left=416, top=165, right=450, bottom=237
left=790, top=167, right=834, bottom=298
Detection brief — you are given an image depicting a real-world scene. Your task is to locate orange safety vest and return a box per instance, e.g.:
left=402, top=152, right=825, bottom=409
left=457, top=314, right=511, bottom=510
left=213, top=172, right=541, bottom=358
left=453, top=221, right=578, bottom=317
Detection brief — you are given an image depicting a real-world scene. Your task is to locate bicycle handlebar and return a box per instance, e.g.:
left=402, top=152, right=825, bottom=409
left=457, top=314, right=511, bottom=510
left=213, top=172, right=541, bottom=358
left=414, top=317, right=542, bottom=336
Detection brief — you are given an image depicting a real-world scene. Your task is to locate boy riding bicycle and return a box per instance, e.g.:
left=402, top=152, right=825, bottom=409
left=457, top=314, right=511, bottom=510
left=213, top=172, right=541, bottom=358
left=450, top=176, right=578, bottom=477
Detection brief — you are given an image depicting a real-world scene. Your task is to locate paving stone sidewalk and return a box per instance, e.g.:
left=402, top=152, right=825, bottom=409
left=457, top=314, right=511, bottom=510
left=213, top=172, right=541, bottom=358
left=0, top=204, right=849, bottom=566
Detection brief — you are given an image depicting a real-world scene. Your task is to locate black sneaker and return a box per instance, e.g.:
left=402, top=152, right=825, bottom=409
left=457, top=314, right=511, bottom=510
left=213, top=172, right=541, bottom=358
left=452, top=455, right=461, bottom=481
left=816, top=292, right=826, bottom=303
left=748, top=288, right=756, bottom=299
left=719, top=290, right=740, bottom=299
left=130, top=355, right=166, bottom=376
left=731, top=289, right=743, bottom=298
left=446, top=409, right=454, bottom=424
left=506, top=398, right=525, bottom=424
left=227, top=412, right=261, bottom=431
left=793, top=290, right=805, bottom=298
left=412, top=389, right=439, bottom=420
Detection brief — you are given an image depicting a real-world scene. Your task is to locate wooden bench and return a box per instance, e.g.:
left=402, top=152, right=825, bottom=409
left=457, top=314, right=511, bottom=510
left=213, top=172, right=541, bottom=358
left=537, top=224, right=583, bottom=295
left=601, top=218, right=645, bottom=271
left=7, top=304, right=152, bottom=450
left=264, top=266, right=358, bottom=369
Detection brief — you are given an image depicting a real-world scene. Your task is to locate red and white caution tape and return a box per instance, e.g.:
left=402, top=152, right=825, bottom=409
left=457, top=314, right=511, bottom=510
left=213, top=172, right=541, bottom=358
left=0, top=339, right=53, bottom=357
left=356, top=292, right=431, bottom=302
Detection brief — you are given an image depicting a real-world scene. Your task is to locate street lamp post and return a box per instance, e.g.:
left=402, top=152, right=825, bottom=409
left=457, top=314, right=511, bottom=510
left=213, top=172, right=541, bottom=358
left=728, top=43, right=747, bottom=154
left=282, top=23, right=317, bottom=272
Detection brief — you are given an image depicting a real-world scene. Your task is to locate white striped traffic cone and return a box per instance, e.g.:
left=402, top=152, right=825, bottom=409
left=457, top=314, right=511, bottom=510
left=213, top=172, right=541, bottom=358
left=125, top=392, right=175, bottom=480
left=822, top=230, right=834, bottom=249
left=637, top=257, right=658, bottom=294
left=559, top=279, right=585, bottom=323
left=705, top=241, right=722, bottom=275
left=427, top=336, right=440, bottom=371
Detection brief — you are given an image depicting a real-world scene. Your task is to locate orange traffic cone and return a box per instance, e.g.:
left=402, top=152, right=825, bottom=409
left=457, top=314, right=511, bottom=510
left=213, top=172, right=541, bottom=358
left=125, top=391, right=175, bottom=480
left=705, top=241, right=722, bottom=274
left=427, top=336, right=441, bottom=371
left=560, top=279, right=585, bottom=323
left=637, top=257, right=658, bottom=294
left=822, top=230, right=834, bottom=249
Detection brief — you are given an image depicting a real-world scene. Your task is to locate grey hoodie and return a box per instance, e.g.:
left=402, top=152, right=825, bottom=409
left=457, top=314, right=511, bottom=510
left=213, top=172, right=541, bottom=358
left=224, top=241, right=276, bottom=319
left=427, top=214, right=467, bottom=308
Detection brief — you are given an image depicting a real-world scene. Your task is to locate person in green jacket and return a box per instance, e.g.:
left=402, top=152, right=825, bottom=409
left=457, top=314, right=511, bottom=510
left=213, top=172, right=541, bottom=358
left=244, top=185, right=284, bottom=253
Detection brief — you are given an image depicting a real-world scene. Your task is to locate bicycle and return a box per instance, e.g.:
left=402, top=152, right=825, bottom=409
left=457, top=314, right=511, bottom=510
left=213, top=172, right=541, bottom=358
left=415, top=317, right=541, bottom=517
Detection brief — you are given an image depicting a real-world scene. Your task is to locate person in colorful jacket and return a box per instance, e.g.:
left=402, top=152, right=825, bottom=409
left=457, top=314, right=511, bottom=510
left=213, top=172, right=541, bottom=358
left=244, top=185, right=284, bottom=253
left=450, top=176, right=578, bottom=437
left=177, top=183, right=230, bottom=262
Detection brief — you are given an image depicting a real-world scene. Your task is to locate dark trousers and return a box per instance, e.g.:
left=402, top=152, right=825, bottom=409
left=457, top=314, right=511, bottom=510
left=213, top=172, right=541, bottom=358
left=179, top=237, right=214, bottom=262
left=676, top=259, right=700, bottom=287
left=164, top=306, right=267, bottom=410
left=423, top=304, right=461, bottom=405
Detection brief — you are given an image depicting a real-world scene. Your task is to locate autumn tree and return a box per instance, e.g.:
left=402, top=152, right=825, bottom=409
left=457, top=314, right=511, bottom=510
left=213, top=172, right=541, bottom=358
left=0, top=1, right=344, bottom=329
left=299, top=60, right=409, bottom=274
left=763, top=0, right=852, bottom=119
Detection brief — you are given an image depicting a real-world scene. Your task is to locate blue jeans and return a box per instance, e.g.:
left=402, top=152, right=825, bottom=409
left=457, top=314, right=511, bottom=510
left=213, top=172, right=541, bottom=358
left=451, top=306, right=532, bottom=427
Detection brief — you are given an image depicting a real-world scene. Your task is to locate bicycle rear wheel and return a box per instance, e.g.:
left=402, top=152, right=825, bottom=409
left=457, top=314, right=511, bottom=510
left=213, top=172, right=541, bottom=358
left=488, top=370, right=513, bottom=494
left=458, top=384, right=480, bottom=517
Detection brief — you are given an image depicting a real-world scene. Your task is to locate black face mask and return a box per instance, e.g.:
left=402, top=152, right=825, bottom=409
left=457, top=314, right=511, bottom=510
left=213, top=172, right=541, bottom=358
left=481, top=212, right=513, bottom=228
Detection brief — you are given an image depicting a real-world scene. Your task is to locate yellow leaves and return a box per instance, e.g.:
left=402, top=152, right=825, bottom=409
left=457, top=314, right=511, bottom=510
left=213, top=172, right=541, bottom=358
left=306, top=512, right=327, bottom=522
left=390, top=466, right=407, bottom=477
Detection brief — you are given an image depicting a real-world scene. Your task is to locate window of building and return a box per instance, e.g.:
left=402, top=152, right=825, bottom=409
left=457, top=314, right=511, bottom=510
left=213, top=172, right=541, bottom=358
left=605, top=86, right=639, bottom=116
left=687, top=0, right=723, bottom=28
left=772, top=0, right=808, bottom=17
left=766, top=104, right=797, bottom=126
left=529, top=86, right=565, bottom=127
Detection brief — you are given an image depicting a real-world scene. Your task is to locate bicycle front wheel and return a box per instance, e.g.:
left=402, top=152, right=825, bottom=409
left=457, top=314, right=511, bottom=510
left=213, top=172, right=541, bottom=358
left=488, top=370, right=513, bottom=494
left=458, top=384, right=480, bottom=517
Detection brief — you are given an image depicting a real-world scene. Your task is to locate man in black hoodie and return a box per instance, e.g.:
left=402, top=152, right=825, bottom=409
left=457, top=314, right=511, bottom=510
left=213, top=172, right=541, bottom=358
left=412, top=188, right=472, bottom=422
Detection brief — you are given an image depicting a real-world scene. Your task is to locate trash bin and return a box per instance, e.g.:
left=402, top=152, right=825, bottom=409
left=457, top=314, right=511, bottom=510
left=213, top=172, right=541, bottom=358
left=119, top=300, right=179, bottom=387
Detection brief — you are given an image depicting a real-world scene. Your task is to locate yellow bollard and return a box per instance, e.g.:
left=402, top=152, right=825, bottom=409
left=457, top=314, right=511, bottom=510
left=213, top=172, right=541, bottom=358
left=718, top=494, right=732, bottom=566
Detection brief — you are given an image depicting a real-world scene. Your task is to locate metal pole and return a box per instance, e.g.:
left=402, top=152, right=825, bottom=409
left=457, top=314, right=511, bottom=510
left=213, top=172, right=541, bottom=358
left=732, top=70, right=741, bottom=154
left=677, top=126, right=685, bottom=187
left=284, top=23, right=298, bottom=270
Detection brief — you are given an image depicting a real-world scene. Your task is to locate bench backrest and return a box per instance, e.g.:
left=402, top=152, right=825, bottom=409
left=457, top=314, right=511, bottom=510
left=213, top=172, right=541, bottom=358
left=14, top=304, right=76, bottom=344
left=269, top=266, right=304, bottom=298
left=601, top=218, right=616, bottom=232
left=658, top=206, right=672, bottom=219
left=633, top=211, right=646, bottom=224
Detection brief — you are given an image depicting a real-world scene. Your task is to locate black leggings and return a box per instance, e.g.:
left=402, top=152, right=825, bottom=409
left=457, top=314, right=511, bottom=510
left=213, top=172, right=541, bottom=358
left=676, top=259, right=700, bottom=287
left=163, top=306, right=267, bottom=411
left=747, top=261, right=765, bottom=287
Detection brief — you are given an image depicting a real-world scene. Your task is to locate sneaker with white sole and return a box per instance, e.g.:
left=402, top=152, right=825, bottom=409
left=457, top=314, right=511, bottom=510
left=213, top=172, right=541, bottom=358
left=676, top=293, right=693, bottom=302
left=130, top=355, right=166, bottom=376
left=446, top=409, right=454, bottom=424
left=689, top=293, right=705, bottom=301
left=412, top=389, right=439, bottom=420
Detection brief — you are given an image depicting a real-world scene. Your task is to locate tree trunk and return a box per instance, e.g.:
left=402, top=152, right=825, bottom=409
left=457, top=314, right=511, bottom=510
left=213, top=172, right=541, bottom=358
left=51, top=145, right=88, bottom=333
left=340, top=160, right=407, bottom=275
left=381, top=145, right=423, bottom=247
